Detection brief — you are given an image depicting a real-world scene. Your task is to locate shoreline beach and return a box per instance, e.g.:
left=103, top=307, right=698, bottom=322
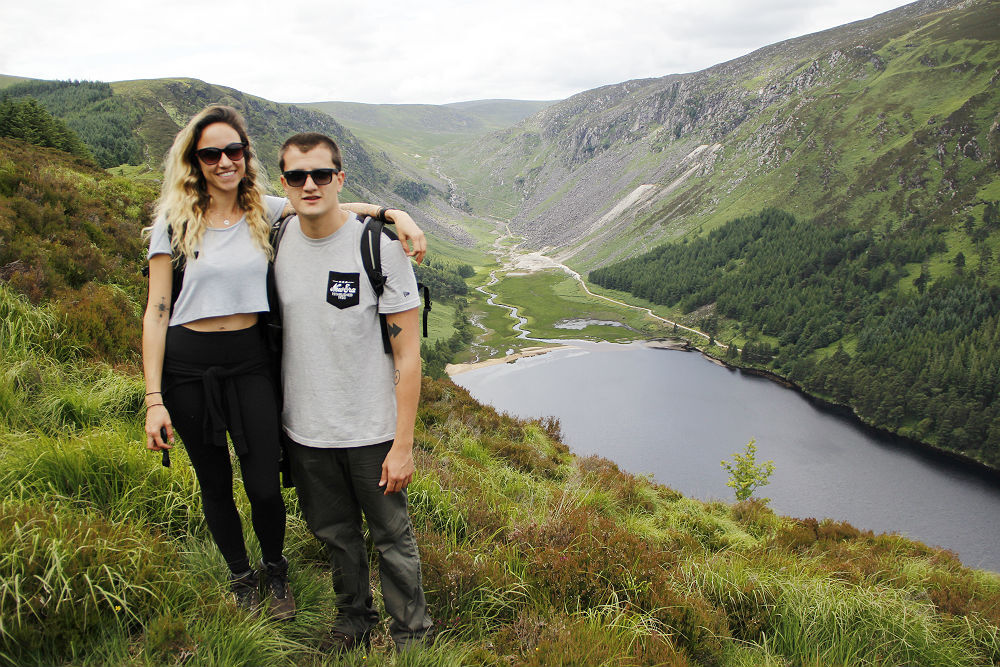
left=445, top=345, right=572, bottom=376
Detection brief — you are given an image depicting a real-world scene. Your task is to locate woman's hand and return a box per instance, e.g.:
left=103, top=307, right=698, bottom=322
left=145, top=404, right=175, bottom=451
left=386, top=210, right=427, bottom=264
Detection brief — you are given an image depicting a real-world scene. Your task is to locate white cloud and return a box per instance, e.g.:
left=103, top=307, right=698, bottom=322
left=1, top=0, right=914, bottom=104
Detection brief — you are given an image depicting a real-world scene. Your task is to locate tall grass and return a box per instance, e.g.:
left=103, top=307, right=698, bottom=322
left=689, top=557, right=996, bottom=666
left=0, top=284, right=142, bottom=434
left=0, top=285, right=79, bottom=362
left=0, top=498, right=189, bottom=665
left=0, top=428, right=204, bottom=537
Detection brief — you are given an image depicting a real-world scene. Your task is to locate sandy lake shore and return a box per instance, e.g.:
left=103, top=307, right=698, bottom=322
left=445, top=345, right=574, bottom=376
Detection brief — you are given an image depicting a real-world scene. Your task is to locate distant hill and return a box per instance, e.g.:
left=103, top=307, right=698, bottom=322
left=303, top=98, right=554, bottom=154
left=443, top=98, right=556, bottom=130
left=0, top=74, right=33, bottom=89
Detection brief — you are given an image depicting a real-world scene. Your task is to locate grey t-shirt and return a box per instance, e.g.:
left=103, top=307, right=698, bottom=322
left=275, top=213, right=420, bottom=448
left=147, top=196, right=286, bottom=326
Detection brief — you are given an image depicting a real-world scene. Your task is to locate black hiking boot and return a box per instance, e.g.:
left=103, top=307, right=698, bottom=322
left=320, top=629, right=372, bottom=654
left=261, top=556, right=296, bottom=621
left=229, top=568, right=260, bottom=612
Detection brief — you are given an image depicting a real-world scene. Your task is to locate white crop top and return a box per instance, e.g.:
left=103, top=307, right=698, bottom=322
left=147, top=195, right=287, bottom=326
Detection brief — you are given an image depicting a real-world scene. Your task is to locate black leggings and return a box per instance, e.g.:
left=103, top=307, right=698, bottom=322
left=163, top=324, right=285, bottom=573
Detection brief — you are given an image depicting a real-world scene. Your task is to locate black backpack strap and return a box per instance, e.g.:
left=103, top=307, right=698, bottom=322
left=265, top=215, right=293, bottom=341
left=417, top=282, right=431, bottom=337
left=142, top=223, right=186, bottom=313
left=360, top=215, right=431, bottom=351
left=360, top=216, right=392, bottom=354
left=266, top=214, right=295, bottom=488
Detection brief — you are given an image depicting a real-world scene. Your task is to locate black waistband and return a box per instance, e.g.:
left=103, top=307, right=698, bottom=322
left=164, top=326, right=272, bottom=456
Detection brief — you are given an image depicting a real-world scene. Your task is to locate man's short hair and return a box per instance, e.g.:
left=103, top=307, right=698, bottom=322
left=279, top=133, right=343, bottom=171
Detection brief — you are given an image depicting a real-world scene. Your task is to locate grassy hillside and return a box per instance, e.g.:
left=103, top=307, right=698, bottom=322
left=0, top=137, right=154, bottom=359
left=3, top=279, right=1000, bottom=666
left=304, top=101, right=490, bottom=154
left=0, top=74, right=33, bottom=89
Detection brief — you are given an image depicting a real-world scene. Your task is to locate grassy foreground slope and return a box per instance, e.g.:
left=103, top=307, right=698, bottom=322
left=3, top=283, right=1000, bottom=666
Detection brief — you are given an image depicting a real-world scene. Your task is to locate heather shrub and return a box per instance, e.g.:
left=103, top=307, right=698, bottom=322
left=419, top=531, right=526, bottom=635
left=923, top=568, right=1000, bottom=626
left=531, top=414, right=564, bottom=443
left=492, top=437, right=564, bottom=478
left=772, top=517, right=874, bottom=555
left=516, top=612, right=689, bottom=667
left=57, top=282, right=141, bottom=359
left=771, top=517, right=823, bottom=551
left=638, top=574, right=730, bottom=664
left=143, top=612, right=196, bottom=665
left=730, top=498, right=781, bottom=538
left=510, top=506, right=671, bottom=611
left=576, top=455, right=659, bottom=514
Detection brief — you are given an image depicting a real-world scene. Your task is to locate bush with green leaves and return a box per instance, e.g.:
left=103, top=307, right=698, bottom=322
left=720, top=439, right=775, bottom=502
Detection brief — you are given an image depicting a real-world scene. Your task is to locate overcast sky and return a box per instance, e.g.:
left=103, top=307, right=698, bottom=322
left=1, top=0, right=913, bottom=105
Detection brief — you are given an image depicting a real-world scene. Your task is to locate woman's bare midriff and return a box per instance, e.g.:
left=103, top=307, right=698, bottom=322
left=181, top=312, right=260, bottom=332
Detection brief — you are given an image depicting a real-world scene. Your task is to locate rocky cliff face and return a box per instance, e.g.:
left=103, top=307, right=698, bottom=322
left=444, top=0, right=998, bottom=271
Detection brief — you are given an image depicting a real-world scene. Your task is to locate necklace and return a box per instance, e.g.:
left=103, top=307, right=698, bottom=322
left=207, top=206, right=241, bottom=228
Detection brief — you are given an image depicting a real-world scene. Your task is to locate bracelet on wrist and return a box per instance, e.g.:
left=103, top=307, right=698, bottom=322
left=145, top=391, right=161, bottom=397
left=146, top=403, right=164, bottom=411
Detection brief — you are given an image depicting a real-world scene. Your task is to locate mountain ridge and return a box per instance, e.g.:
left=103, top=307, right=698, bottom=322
left=438, top=0, right=998, bottom=271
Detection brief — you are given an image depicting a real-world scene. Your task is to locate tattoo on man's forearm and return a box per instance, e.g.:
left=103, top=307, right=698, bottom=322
left=156, top=297, right=168, bottom=318
left=388, top=323, right=402, bottom=338
left=394, top=369, right=400, bottom=385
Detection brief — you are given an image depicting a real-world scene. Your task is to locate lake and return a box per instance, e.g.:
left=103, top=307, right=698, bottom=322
left=453, top=341, right=1000, bottom=572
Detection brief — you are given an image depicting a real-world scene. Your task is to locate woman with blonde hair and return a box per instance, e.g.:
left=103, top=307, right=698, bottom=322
left=142, top=104, right=424, bottom=617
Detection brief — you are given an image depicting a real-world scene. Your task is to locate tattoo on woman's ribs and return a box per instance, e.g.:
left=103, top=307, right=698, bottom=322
left=394, top=369, right=400, bottom=385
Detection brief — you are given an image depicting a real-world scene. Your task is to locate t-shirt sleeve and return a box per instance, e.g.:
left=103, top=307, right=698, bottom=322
left=379, top=240, right=421, bottom=314
left=146, top=220, right=172, bottom=259
left=264, top=196, right=288, bottom=224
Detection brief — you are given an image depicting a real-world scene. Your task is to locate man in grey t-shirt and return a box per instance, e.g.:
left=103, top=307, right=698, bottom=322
left=274, top=132, right=432, bottom=652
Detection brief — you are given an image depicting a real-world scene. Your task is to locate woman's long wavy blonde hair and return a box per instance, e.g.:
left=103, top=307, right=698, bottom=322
left=146, top=105, right=273, bottom=261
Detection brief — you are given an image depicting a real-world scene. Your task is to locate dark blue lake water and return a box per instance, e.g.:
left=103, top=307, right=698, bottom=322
left=453, top=341, right=1000, bottom=572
